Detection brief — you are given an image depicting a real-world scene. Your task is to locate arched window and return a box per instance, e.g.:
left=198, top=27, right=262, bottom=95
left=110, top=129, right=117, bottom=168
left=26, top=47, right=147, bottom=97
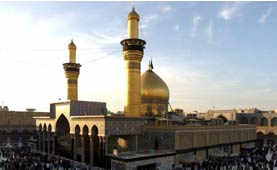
left=271, top=118, right=277, bottom=126
left=145, top=105, right=153, bottom=116
left=240, top=117, right=248, bottom=124
left=250, top=117, right=257, bottom=124
left=150, top=135, right=162, bottom=151
left=7, top=119, right=11, bottom=125
left=260, top=117, right=269, bottom=126
left=157, top=105, right=165, bottom=115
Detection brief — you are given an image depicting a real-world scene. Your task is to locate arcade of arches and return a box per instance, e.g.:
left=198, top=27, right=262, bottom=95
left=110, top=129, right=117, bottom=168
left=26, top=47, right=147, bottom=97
left=0, top=109, right=48, bottom=145
left=207, top=112, right=277, bottom=147
left=254, top=115, right=277, bottom=146
left=35, top=101, right=145, bottom=168
left=37, top=114, right=102, bottom=166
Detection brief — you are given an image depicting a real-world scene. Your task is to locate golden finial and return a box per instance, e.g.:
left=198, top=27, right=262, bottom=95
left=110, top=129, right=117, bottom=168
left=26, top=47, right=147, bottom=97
left=149, top=59, right=154, bottom=70
left=68, top=39, right=76, bottom=48
left=131, top=1, right=135, bottom=10
left=128, top=4, right=139, bottom=20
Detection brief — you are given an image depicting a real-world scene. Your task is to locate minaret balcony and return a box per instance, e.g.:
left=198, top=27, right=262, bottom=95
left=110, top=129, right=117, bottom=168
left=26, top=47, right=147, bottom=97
left=121, top=38, right=146, bottom=52
left=63, top=63, right=81, bottom=72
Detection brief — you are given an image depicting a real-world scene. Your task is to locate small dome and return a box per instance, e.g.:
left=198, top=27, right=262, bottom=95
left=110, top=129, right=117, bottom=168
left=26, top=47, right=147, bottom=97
left=68, top=40, right=76, bottom=49
left=141, top=68, right=169, bottom=101
left=128, top=6, right=139, bottom=20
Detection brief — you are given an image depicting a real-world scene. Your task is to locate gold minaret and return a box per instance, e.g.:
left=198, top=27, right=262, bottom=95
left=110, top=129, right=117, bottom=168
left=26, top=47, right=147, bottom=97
left=63, top=40, right=81, bottom=100
left=121, top=7, right=146, bottom=117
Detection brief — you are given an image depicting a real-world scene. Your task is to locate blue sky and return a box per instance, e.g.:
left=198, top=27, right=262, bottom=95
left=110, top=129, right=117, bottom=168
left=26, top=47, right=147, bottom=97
left=0, top=1, right=276, bottom=112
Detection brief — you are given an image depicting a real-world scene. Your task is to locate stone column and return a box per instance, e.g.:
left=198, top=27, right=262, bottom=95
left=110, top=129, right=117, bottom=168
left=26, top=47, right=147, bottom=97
left=73, top=134, right=77, bottom=160
left=47, top=132, right=51, bottom=154
left=42, top=131, right=46, bottom=152
left=81, top=135, right=85, bottom=162
left=219, top=131, right=222, bottom=144
left=38, top=131, right=41, bottom=152
left=135, top=135, right=138, bottom=151
left=90, top=135, right=94, bottom=165
left=70, top=134, right=74, bottom=159
left=99, top=137, right=103, bottom=164
left=52, top=134, right=56, bottom=155
left=103, top=136, right=108, bottom=169
left=104, top=136, right=108, bottom=154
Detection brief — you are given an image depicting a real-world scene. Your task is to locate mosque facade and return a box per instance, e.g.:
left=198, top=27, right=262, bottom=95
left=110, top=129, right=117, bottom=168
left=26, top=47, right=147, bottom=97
left=0, top=106, right=48, bottom=146
left=205, top=108, right=277, bottom=147
left=35, top=7, right=257, bottom=170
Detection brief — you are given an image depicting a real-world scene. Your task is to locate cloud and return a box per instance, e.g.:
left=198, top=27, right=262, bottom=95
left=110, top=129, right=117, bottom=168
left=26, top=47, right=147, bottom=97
left=174, top=24, right=180, bottom=31
left=205, top=20, right=214, bottom=44
left=144, top=14, right=159, bottom=23
left=141, top=14, right=159, bottom=29
left=258, top=8, right=273, bottom=23
left=93, top=32, right=122, bottom=45
left=191, top=16, right=202, bottom=37
left=218, top=2, right=242, bottom=21
left=162, top=6, right=172, bottom=12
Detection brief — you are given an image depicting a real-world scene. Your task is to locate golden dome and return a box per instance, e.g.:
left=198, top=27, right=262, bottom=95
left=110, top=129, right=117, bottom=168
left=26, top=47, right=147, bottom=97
left=141, top=62, right=169, bottom=101
left=68, top=39, right=76, bottom=49
left=128, top=6, right=140, bottom=20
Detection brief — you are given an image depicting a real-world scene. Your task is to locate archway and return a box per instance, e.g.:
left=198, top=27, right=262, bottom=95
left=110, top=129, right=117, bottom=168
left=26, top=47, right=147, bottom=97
left=83, top=125, right=90, bottom=164
left=154, top=138, right=159, bottom=150
left=38, top=124, right=42, bottom=151
left=43, top=124, right=47, bottom=152
left=73, top=125, right=81, bottom=161
left=91, top=125, right=100, bottom=166
left=55, top=114, right=71, bottom=158
left=150, top=135, right=162, bottom=151
left=47, top=124, right=52, bottom=154
left=217, top=115, right=228, bottom=124
left=267, top=132, right=276, bottom=146
left=157, top=105, right=165, bottom=115
left=257, top=131, right=265, bottom=145
left=260, top=117, right=269, bottom=126
left=145, top=105, right=153, bottom=116
left=38, top=124, right=42, bottom=132
left=48, top=124, right=52, bottom=133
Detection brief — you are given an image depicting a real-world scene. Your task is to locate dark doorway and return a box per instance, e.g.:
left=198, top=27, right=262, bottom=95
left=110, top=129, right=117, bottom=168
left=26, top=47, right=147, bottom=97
left=55, top=114, right=71, bottom=158
left=137, top=163, right=156, bottom=170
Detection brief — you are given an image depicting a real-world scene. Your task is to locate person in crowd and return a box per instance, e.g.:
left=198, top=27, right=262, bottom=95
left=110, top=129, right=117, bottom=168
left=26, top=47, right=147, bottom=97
left=183, top=144, right=277, bottom=170
left=0, top=144, right=91, bottom=170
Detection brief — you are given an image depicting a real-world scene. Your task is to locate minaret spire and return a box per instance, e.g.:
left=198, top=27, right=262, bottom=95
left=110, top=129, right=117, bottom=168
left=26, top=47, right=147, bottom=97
left=68, top=39, right=76, bottom=63
left=63, top=40, right=81, bottom=101
left=127, top=5, right=139, bottom=38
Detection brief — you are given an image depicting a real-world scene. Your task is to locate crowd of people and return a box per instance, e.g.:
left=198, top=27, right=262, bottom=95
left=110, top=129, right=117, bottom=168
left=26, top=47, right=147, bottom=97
left=0, top=144, right=88, bottom=170
left=183, top=144, right=277, bottom=170
left=2, top=143, right=277, bottom=170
